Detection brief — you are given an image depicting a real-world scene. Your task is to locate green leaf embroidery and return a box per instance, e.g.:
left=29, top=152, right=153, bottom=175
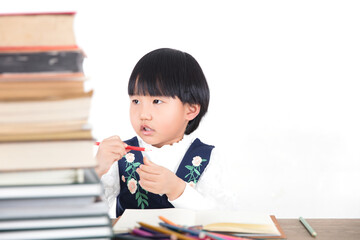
left=184, top=157, right=207, bottom=183
left=125, top=165, right=132, bottom=172
left=185, top=165, right=193, bottom=170
left=123, top=153, right=151, bottom=210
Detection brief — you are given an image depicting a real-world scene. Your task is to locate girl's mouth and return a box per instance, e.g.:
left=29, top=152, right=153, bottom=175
left=141, top=125, right=154, bottom=135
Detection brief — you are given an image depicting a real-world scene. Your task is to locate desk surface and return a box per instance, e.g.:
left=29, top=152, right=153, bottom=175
left=112, top=218, right=360, bottom=240
left=278, top=219, right=360, bottom=240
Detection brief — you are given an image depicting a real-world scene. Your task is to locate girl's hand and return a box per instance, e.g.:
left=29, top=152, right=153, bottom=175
left=95, top=135, right=129, bottom=177
left=136, top=157, right=186, bottom=201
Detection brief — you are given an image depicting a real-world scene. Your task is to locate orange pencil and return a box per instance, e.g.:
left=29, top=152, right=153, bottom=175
left=159, top=216, right=179, bottom=226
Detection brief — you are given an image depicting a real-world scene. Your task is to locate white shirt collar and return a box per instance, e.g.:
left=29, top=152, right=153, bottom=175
left=137, top=134, right=195, bottom=172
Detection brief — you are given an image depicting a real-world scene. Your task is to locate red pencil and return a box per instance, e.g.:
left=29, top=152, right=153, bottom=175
left=94, top=142, right=150, bottom=152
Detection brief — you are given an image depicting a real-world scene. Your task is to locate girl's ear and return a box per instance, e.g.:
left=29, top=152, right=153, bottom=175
left=185, top=104, right=201, bottom=121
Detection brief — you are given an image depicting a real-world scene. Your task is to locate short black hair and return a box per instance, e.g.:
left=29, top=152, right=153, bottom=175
left=128, top=48, right=210, bottom=135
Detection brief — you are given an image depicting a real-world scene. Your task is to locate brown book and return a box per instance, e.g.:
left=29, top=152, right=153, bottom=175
left=0, top=119, right=88, bottom=135
left=269, top=215, right=287, bottom=240
left=0, top=91, right=92, bottom=119
left=0, top=129, right=92, bottom=142
left=0, top=72, right=85, bottom=81
left=0, top=91, right=92, bottom=134
left=0, top=80, right=86, bottom=101
left=0, top=12, right=77, bottom=48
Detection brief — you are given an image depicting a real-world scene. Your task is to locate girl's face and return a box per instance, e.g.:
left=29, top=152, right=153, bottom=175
left=129, top=95, right=196, bottom=148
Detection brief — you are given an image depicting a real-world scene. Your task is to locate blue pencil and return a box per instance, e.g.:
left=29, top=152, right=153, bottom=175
left=159, top=222, right=206, bottom=238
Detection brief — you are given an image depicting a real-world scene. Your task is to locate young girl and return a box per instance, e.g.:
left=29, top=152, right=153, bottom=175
left=96, top=48, right=230, bottom=217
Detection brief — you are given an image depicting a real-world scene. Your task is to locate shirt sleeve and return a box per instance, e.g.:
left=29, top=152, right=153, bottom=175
left=169, top=148, right=237, bottom=210
left=100, top=161, right=120, bottom=218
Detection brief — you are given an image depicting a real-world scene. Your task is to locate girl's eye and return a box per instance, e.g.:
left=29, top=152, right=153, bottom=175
left=153, top=99, right=163, bottom=104
left=132, top=99, right=139, bottom=104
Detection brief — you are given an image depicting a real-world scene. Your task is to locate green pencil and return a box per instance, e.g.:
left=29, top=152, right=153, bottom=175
left=299, top=217, right=317, bottom=237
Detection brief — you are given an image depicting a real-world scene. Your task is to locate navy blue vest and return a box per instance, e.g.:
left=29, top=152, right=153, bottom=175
left=116, top=137, right=214, bottom=217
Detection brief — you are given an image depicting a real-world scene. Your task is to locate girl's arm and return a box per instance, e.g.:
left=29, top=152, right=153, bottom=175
left=168, top=149, right=237, bottom=210
left=96, top=135, right=128, bottom=218
left=100, top=161, right=120, bottom=218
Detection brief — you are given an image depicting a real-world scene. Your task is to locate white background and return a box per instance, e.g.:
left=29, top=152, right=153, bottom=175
left=3, top=0, right=360, bottom=218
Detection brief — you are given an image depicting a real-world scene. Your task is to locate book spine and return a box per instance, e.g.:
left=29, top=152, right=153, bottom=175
left=0, top=51, right=84, bottom=74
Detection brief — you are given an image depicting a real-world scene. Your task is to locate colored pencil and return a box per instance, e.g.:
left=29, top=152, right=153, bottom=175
left=94, top=142, right=150, bottom=151
left=159, top=216, right=179, bottom=226
left=131, top=228, right=169, bottom=239
left=137, top=222, right=195, bottom=240
left=113, top=233, right=150, bottom=240
left=159, top=222, right=206, bottom=239
left=299, top=217, right=317, bottom=237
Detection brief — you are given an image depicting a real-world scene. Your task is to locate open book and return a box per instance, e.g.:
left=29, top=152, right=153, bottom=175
left=113, top=208, right=284, bottom=238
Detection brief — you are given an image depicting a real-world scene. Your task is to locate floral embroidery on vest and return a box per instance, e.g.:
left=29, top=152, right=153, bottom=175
left=184, top=156, right=207, bottom=186
left=123, top=153, right=149, bottom=209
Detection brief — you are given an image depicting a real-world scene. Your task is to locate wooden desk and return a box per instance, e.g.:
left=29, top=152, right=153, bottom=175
left=112, top=218, right=360, bottom=239
left=278, top=219, right=360, bottom=240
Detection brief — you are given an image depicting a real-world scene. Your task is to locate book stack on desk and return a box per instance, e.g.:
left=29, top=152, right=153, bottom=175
left=0, top=12, right=113, bottom=239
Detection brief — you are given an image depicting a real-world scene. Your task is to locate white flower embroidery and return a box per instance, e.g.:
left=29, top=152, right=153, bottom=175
left=192, top=156, right=202, bottom=167
left=127, top=178, right=137, bottom=194
left=125, top=153, right=135, bottom=163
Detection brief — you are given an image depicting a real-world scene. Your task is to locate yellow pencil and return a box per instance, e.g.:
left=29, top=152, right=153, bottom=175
left=138, top=222, right=194, bottom=240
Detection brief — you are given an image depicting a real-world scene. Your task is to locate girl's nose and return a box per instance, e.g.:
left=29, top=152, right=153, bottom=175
left=140, top=109, right=152, bottom=120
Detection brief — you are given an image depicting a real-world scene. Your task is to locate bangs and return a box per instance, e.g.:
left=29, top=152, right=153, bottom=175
left=128, top=48, right=186, bottom=98
left=128, top=74, right=178, bottom=97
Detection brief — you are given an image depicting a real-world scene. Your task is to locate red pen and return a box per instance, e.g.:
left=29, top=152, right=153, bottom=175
left=94, top=142, right=150, bottom=152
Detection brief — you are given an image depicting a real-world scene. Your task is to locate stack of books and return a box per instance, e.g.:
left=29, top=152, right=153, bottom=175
left=0, top=12, right=113, bottom=239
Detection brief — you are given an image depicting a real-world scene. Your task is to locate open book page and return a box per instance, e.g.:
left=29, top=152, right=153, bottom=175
left=113, top=208, right=197, bottom=233
left=196, top=210, right=280, bottom=235
left=113, top=208, right=280, bottom=236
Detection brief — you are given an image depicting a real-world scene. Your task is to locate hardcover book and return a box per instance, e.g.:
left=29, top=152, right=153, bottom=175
left=0, top=50, right=84, bottom=74
left=0, top=12, right=77, bottom=49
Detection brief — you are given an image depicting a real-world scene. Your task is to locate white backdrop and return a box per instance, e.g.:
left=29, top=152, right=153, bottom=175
left=3, top=0, right=360, bottom=218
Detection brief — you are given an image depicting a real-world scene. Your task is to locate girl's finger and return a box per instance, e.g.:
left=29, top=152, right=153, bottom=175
left=139, top=163, right=161, bottom=175
left=143, top=157, right=156, bottom=166
left=137, top=168, right=157, bottom=182
left=138, top=179, right=156, bottom=193
left=108, top=135, right=121, bottom=140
